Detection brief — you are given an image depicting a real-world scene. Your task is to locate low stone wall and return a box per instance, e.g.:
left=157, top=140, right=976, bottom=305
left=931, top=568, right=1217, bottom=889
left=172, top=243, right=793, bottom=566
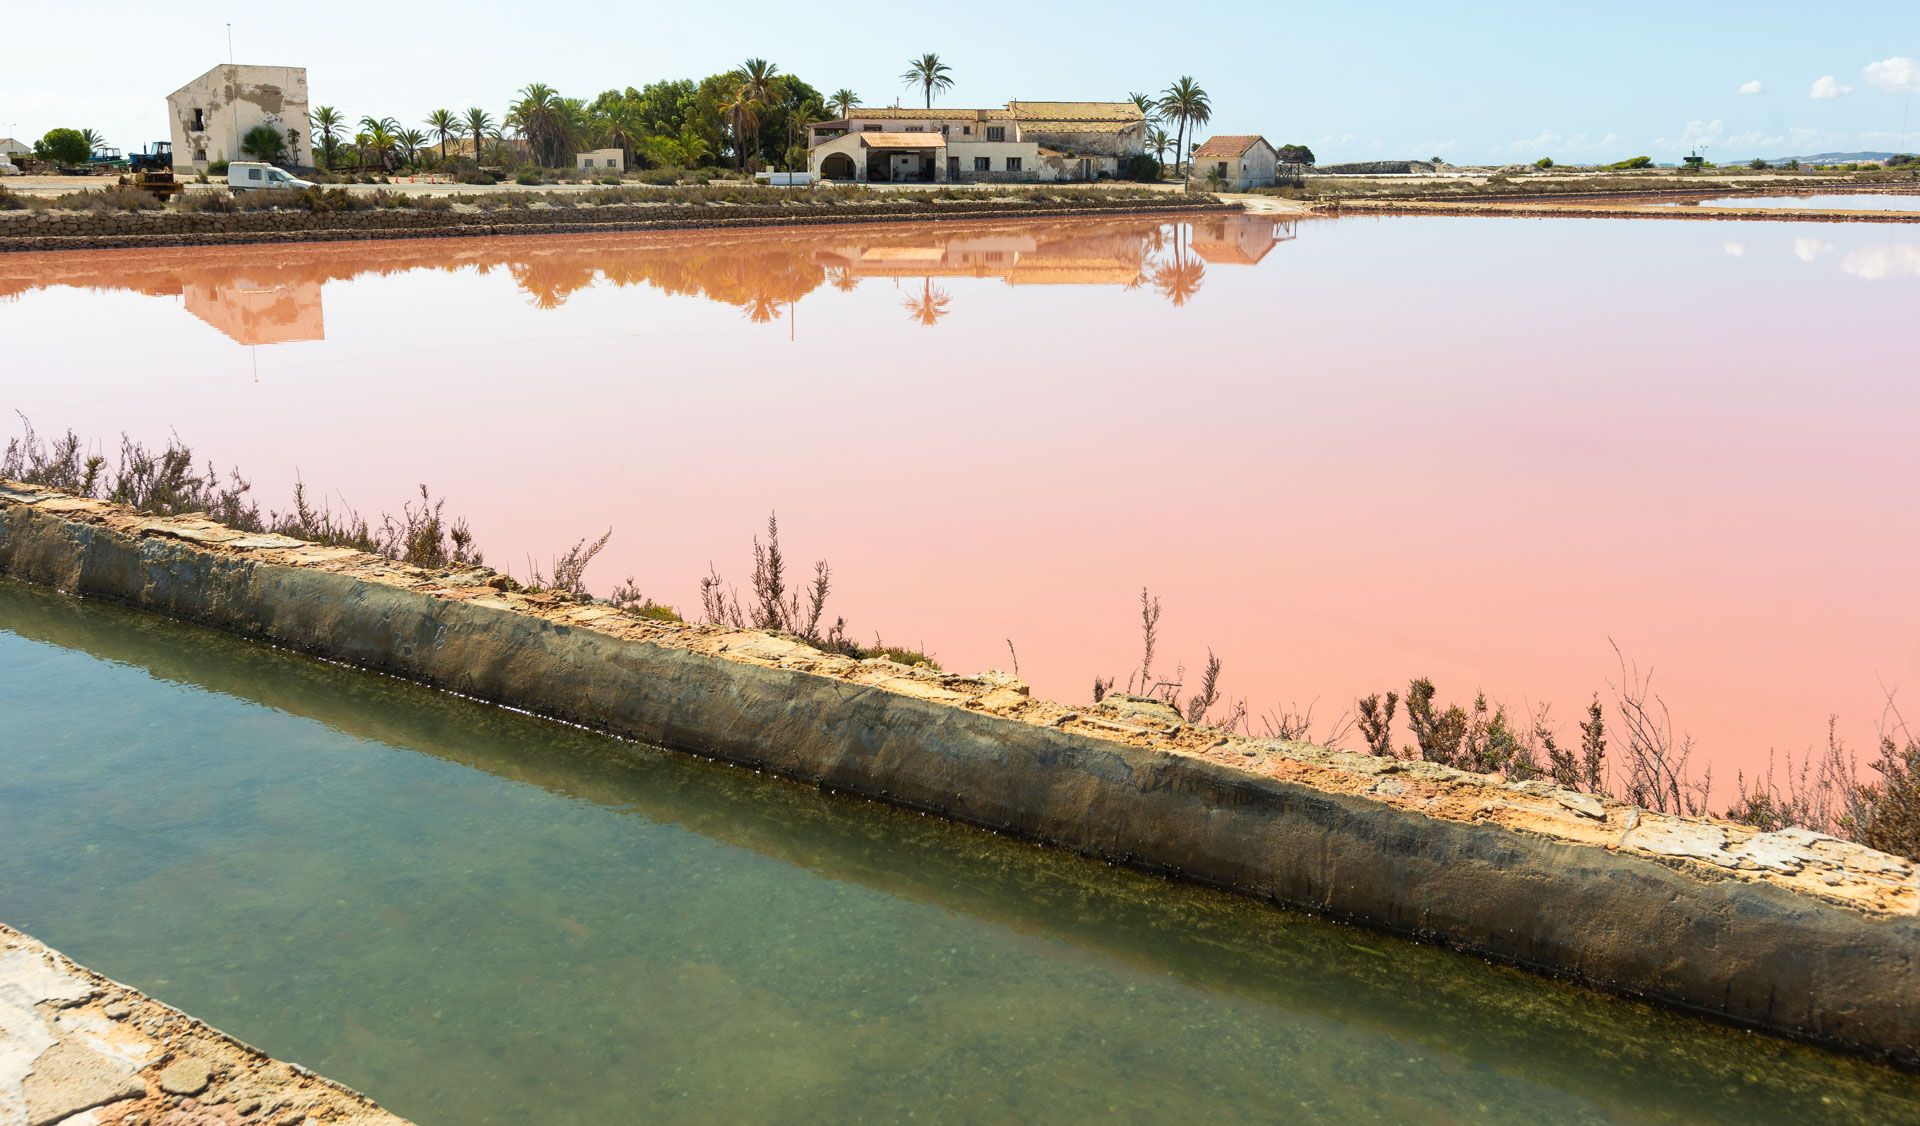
left=0, top=197, right=1232, bottom=253
left=0, top=922, right=405, bottom=1124
left=3, top=480, right=1917, bottom=1069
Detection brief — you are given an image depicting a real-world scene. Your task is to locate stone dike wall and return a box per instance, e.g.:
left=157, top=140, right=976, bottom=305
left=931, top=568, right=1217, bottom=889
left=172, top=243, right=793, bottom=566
left=0, top=922, right=405, bottom=1124
left=3, top=480, right=1917, bottom=1068
left=1323, top=197, right=1920, bottom=223
left=0, top=197, right=1234, bottom=253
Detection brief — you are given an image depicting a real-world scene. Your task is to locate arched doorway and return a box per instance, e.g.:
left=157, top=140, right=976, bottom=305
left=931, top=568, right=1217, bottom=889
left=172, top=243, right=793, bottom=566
left=820, top=152, right=856, bottom=181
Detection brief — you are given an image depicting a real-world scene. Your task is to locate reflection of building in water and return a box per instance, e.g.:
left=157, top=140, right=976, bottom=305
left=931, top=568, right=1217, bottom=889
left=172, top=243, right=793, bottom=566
left=183, top=276, right=324, bottom=345
left=1190, top=217, right=1297, bottom=265
left=0, top=213, right=1304, bottom=340
left=812, top=227, right=1151, bottom=288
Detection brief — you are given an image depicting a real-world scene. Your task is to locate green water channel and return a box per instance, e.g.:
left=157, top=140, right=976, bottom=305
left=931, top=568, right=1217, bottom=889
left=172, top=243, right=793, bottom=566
left=1, top=580, right=1914, bottom=1124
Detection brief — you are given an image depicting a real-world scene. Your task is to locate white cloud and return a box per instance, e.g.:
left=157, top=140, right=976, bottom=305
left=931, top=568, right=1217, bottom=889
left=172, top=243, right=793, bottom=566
left=1841, top=245, right=1920, bottom=281
left=1793, top=237, right=1834, bottom=263
left=1810, top=75, right=1853, bottom=99
left=1738, top=80, right=1765, bottom=95
left=1508, top=130, right=1621, bottom=156
left=1723, top=241, right=1747, bottom=258
left=1863, top=57, right=1920, bottom=94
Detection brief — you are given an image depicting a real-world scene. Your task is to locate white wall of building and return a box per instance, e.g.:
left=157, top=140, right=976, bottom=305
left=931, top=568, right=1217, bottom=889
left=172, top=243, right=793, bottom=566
left=167, top=64, right=311, bottom=171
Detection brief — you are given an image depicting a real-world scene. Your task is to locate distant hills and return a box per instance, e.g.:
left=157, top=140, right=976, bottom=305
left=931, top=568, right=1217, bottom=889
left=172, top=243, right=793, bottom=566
left=1751, top=151, right=1909, bottom=166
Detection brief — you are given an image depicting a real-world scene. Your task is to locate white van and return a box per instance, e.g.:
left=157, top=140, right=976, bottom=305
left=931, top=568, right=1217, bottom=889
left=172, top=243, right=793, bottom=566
left=229, top=162, right=316, bottom=191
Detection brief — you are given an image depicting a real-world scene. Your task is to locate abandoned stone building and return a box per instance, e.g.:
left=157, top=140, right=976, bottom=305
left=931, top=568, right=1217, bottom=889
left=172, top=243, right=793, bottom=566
left=167, top=64, right=312, bottom=171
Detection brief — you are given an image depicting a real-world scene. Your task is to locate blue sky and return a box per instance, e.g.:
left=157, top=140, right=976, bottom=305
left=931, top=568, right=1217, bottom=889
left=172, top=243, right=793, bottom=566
left=3, top=1, right=1916, bottom=162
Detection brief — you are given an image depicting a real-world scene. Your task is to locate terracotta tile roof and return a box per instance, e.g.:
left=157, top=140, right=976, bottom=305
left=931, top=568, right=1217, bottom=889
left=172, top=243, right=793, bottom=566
left=1008, top=101, right=1145, bottom=122
left=1191, top=135, right=1271, bottom=158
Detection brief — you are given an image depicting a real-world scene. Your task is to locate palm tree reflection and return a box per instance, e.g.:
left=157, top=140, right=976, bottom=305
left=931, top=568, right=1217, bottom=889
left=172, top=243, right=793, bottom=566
left=902, top=277, right=951, bottom=326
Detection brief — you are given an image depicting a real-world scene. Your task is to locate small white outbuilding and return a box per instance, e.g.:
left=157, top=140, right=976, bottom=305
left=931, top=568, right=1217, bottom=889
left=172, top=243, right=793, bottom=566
left=575, top=148, right=626, bottom=173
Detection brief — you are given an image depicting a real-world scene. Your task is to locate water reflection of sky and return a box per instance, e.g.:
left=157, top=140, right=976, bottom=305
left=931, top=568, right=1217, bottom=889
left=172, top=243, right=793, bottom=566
left=2, top=214, right=1915, bottom=779
left=1720, top=233, right=1920, bottom=279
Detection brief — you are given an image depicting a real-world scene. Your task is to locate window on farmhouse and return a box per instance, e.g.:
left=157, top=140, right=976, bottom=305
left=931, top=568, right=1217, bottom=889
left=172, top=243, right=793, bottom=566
left=905, top=126, right=923, bottom=132
left=191, top=108, right=205, bottom=131
left=1006, top=157, right=1023, bottom=172
left=863, top=124, right=882, bottom=132
left=974, top=157, right=991, bottom=172
left=986, top=126, right=1006, bottom=142
left=962, top=125, right=972, bottom=136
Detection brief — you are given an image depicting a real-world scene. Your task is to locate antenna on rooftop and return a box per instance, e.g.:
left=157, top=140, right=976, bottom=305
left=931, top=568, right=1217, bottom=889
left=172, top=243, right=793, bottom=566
left=226, top=23, right=234, bottom=64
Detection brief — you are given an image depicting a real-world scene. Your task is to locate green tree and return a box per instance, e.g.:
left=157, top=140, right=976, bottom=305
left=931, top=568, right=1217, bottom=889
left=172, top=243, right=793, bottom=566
left=462, top=107, right=497, bottom=163
left=240, top=123, right=289, bottom=164
left=900, top=53, right=954, bottom=109
left=1147, top=126, right=1172, bottom=165
left=33, top=128, right=90, bottom=165
left=425, top=109, right=464, bottom=162
left=829, top=88, right=860, bottom=119
left=719, top=82, right=761, bottom=170
left=733, top=59, right=780, bottom=165
left=310, top=106, right=345, bottom=169
left=1278, top=143, right=1315, bottom=165
left=1128, top=91, right=1157, bottom=122
left=396, top=128, right=428, bottom=166
left=1156, top=77, right=1211, bottom=177
left=357, top=117, right=399, bottom=170
left=78, top=128, right=107, bottom=157
left=508, top=83, right=567, bottom=166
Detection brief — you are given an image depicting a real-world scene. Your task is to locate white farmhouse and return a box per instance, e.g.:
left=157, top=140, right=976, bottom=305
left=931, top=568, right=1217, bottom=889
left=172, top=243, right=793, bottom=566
left=167, top=64, right=312, bottom=171
left=808, top=102, right=1145, bottom=184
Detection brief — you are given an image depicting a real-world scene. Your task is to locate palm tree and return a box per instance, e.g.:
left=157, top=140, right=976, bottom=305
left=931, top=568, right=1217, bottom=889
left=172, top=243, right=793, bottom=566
left=396, top=128, right=428, bottom=167
left=733, top=59, right=780, bottom=165
left=425, top=109, right=464, bottom=162
left=79, top=128, right=106, bottom=157
left=829, top=88, right=860, bottom=120
left=310, top=106, right=345, bottom=169
left=719, top=84, right=761, bottom=171
left=599, top=100, right=649, bottom=168
left=507, top=83, right=564, bottom=166
left=240, top=124, right=288, bottom=164
left=1156, top=77, right=1211, bottom=177
left=462, top=107, right=496, bottom=163
left=356, top=117, right=399, bottom=170
left=901, top=53, right=954, bottom=110
left=1147, top=127, right=1172, bottom=167
left=903, top=278, right=951, bottom=326
left=1128, top=92, right=1157, bottom=123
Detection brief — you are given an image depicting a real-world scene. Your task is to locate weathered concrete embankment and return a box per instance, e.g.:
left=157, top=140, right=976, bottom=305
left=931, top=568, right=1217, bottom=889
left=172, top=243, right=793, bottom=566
left=3, top=481, right=1917, bottom=1068
left=0, top=922, right=405, bottom=1124
left=0, top=196, right=1234, bottom=253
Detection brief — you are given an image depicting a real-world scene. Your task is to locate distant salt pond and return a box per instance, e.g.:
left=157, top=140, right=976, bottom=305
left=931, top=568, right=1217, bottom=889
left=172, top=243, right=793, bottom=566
left=1672, top=193, right=1920, bottom=211
left=4, top=580, right=1919, bottom=1123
